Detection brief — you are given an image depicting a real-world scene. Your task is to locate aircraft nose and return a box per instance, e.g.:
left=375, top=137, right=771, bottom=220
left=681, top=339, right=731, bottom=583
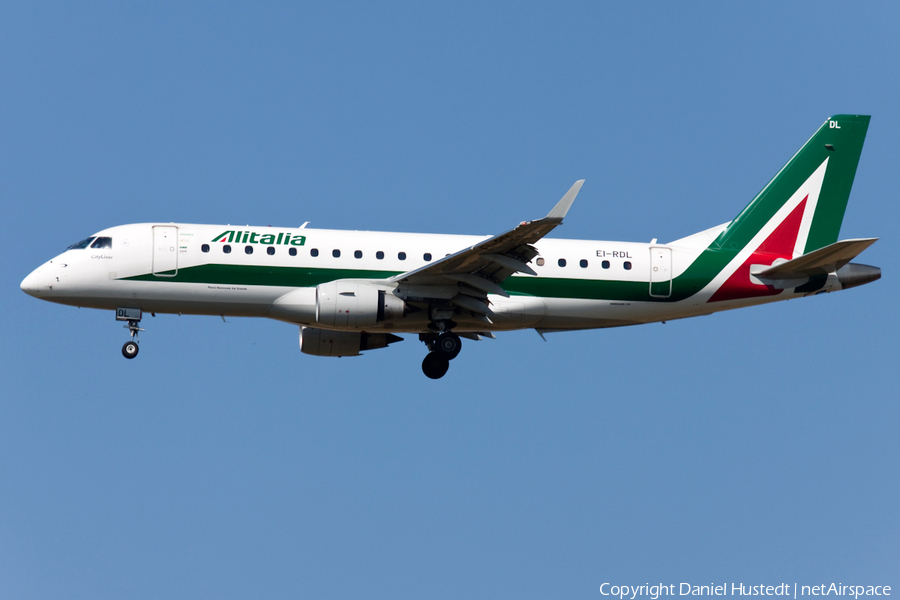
left=20, top=267, right=48, bottom=297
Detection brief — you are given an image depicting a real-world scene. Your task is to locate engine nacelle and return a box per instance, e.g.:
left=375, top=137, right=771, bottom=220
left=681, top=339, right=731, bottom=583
left=299, top=327, right=403, bottom=357
left=315, top=281, right=406, bottom=328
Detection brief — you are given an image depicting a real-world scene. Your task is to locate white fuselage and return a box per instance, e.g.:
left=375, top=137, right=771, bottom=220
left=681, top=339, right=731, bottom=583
left=20, top=222, right=827, bottom=334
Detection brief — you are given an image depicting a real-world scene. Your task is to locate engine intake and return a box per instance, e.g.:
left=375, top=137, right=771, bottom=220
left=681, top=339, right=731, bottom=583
left=299, top=327, right=403, bottom=357
left=316, top=281, right=406, bottom=328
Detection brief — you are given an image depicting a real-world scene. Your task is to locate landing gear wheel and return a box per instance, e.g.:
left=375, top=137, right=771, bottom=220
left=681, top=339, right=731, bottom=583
left=434, top=332, right=462, bottom=360
left=120, top=316, right=144, bottom=359
left=422, top=352, right=450, bottom=379
left=122, top=341, right=139, bottom=359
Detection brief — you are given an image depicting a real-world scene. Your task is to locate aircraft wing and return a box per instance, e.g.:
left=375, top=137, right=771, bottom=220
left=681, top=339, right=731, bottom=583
left=388, top=181, right=584, bottom=309
left=751, top=238, right=878, bottom=280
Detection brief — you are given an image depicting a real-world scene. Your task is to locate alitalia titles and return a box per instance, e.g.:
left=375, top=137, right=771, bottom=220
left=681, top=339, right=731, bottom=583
left=599, top=584, right=891, bottom=600
left=212, top=230, right=306, bottom=246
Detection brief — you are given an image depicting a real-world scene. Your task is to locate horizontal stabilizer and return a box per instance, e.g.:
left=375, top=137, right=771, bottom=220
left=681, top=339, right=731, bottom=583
left=751, top=238, right=878, bottom=280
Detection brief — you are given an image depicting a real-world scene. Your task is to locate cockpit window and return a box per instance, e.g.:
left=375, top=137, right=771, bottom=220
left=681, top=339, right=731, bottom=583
left=67, top=237, right=96, bottom=250
left=90, top=237, right=112, bottom=249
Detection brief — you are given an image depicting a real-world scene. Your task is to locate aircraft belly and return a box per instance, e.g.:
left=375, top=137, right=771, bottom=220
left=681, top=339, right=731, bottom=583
left=137, top=281, right=287, bottom=316
left=488, top=296, right=546, bottom=328
left=535, top=297, right=691, bottom=329
left=52, top=279, right=289, bottom=317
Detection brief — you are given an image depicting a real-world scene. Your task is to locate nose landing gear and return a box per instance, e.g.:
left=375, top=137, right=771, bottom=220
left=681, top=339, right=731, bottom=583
left=420, top=328, right=462, bottom=379
left=116, top=308, right=144, bottom=360
left=121, top=319, right=144, bottom=359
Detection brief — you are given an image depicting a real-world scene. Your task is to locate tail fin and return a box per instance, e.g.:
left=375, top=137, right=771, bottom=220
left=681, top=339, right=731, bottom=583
left=714, top=115, right=869, bottom=255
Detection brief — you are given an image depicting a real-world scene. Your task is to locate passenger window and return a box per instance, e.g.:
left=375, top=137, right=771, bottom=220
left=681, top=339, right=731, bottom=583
left=223, top=245, right=232, bottom=254
left=376, top=251, right=384, bottom=260
left=267, top=247, right=275, bottom=256
left=67, top=237, right=95, bottom=250
left=558, top=258, right=567, bottom=267
left=90, top=237, right=112, bottom=249
left=310, top=248, right=319, bottom=257
left=289, top=248, right=297, bottom=256
left=580, top=259, right=588, bottom=268
left=398, top=252, right=407, bottom=260
left=354, top=250, right=362, bottom=259
left=624, top=261, right=632, bottom=270
left=332, top=249, right=341, bottom=258
left=201, top=244, right=210, bottom=253
left=536, top=257, right=545, bottom=266
left=423, top=253, right=432, bottom=261
left=602, top=260, right=610, bottom=269
left=245, top=246, right=253, bottom=254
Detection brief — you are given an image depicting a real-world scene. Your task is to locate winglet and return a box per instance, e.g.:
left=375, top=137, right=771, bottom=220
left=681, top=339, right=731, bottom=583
left=545, top=180, right=584, bottom=222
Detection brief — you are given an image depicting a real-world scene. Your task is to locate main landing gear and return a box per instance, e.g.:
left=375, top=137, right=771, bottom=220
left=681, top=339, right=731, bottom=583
left=116, top=307, right=144, bottom=360
left=420, top=328, right=462, bottom=379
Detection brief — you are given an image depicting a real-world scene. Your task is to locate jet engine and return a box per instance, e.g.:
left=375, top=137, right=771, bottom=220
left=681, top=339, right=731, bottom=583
left=315, top=281, right=406, bottom=328
left=299, top=326, right=403, bottom=357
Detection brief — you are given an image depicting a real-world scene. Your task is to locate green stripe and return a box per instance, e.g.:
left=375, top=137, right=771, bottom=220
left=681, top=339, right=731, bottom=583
left=124, top=260, right=731, bottom=303
left=126, top=265, right=402, bottom=288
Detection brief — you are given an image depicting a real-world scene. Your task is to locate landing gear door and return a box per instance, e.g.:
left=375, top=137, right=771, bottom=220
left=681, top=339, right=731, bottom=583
left=649, top=246, right=672, bottom=298
left=152, top=226, right=178, bottom=277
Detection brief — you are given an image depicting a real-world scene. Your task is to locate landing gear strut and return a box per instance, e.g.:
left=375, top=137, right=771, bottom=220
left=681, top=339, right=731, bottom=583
left=116, top=308, right=144, bottom=360
left=420, top=328, right=462, bottom=379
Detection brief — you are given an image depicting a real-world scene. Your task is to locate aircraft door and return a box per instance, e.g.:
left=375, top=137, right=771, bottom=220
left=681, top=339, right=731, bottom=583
left=649, top=246, right=672, bottom=298
left=152, top=226, right=178, bottom=276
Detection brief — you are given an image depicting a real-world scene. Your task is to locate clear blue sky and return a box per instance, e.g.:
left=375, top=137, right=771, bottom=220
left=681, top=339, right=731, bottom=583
left=2, top=2, right=897, bottom=598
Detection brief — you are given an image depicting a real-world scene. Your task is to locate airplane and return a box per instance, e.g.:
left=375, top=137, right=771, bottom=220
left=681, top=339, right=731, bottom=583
left=20, top=115, right=881, bottom=379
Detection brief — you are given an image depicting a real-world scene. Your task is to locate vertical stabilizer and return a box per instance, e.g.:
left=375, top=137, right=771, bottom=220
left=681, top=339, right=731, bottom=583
left=715, top=115, right=869, bottom=255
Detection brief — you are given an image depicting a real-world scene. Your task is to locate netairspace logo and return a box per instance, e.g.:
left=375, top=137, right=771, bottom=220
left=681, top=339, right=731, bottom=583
left=599, top=584, right=891, bottom=600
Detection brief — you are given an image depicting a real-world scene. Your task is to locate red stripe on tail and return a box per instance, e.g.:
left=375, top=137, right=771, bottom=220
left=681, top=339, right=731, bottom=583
left=708, top=197, right=807, bottom=303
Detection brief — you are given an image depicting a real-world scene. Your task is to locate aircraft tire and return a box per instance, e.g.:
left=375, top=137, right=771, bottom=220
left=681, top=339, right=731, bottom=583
left=434, top=332, right=462, bottom=360
left=122, top=341, right=139, bottom=359
left=422, top=352, right=450, bottom=379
